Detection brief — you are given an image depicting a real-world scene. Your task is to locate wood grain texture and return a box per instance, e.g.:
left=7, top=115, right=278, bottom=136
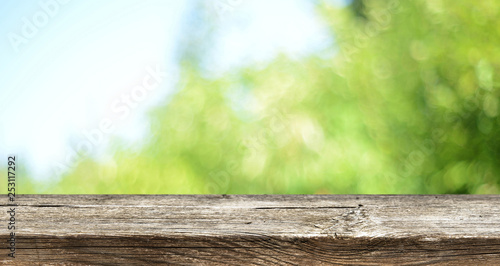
left=1, top=195, right=500, bottom=265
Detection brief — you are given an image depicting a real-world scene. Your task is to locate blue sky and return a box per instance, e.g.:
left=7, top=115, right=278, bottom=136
left=0, top=0, right=336, bottom=181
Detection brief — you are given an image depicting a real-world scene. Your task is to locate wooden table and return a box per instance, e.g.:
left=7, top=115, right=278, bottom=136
left=2, top=195, right=500, bottom=265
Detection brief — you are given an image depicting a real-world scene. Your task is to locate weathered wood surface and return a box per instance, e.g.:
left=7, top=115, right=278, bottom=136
left=1, top=195, right=500, bottom=265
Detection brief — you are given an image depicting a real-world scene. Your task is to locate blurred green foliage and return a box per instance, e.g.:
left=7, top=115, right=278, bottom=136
left=13, top=0, right=500, bottom=194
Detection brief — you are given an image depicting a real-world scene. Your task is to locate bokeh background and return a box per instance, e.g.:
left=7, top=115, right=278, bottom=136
left=1, top=0, right=499, bottom=194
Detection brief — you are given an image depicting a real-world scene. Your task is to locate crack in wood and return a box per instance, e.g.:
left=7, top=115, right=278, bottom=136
left=254, top=206, right=358, bottom=210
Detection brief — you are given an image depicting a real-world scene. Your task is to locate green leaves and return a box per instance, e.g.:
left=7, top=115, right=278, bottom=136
left=17, top=0, right=499, bottom=194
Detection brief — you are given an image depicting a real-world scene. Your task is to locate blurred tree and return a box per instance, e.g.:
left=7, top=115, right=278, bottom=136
left=350, top=0, right=367, bottom=20
left=18, top=0, right=499, bottom=194
left=320, top=0, right=500, bottom=193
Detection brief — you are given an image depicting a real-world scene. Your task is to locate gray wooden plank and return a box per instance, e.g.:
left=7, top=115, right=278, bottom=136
left=1, top=195, right=500, bottom=265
